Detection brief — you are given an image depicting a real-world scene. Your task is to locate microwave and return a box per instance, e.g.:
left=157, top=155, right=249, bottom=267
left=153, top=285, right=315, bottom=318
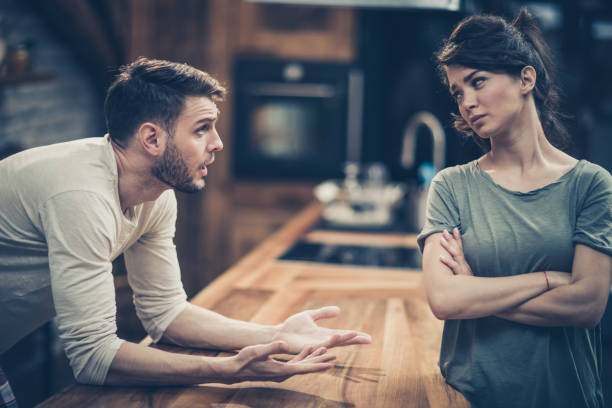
left=232, top=58, right=363, bottom=180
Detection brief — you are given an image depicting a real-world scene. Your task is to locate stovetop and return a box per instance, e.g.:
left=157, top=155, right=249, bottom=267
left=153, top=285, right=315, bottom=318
left=278, top=241, right=421, bottom=269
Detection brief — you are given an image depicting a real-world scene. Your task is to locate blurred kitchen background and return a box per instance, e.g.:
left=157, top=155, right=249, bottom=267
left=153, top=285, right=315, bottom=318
left=0, top=0, right=611, bottom=406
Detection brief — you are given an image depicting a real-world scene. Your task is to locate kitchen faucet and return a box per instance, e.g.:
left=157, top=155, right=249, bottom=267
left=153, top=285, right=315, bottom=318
left=400, top=111, right=446, bottom=174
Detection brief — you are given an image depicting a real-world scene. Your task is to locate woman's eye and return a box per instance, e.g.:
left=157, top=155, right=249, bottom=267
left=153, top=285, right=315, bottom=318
left=452, top=92, right=463, bottom=102
left=198, top=125, right=210, bottom=133
left=472, top=77, right=485, bottom=87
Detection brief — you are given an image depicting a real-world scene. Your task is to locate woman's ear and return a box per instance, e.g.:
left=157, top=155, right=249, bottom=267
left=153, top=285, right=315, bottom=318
left=137, top=122, right=166, bottom=157
left=520, top=65, right=537, bottom=94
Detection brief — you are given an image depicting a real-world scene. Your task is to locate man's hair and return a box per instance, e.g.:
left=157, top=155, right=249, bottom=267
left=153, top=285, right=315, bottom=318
left=104, top=57, right=226, bottom=147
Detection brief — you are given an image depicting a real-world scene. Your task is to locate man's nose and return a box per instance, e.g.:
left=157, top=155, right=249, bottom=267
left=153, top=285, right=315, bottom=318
left=208, top=131, right=223, bottom=152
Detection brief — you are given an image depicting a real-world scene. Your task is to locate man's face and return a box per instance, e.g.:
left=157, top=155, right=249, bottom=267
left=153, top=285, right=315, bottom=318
left=152, top=96, right=223, bottom=193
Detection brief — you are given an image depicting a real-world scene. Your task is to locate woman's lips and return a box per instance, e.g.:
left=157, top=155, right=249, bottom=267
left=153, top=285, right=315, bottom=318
left=471, top=114, right=486, bottom=126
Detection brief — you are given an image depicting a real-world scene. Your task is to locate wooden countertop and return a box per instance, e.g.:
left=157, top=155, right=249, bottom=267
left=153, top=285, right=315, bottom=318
left=37, top=202, right=470, bottom=408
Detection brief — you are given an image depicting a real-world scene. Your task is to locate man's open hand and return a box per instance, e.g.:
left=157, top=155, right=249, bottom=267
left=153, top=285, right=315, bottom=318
left=223, top=341, right=335, bottom=383
left=273, top=306, right=372, bottom=354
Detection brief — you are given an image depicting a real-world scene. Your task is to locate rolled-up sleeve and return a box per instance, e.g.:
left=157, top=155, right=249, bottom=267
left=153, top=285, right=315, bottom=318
left=416, top=171, right=461, bottom=253
left=573, top=167, right=612, bottom=256
left=124, top=191, right=187, bottom=343
left=41, top=192, right=124, bottom=385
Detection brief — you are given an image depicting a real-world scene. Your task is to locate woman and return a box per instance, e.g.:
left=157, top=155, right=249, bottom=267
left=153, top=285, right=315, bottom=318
left=417, top=9, right=612, bottom=408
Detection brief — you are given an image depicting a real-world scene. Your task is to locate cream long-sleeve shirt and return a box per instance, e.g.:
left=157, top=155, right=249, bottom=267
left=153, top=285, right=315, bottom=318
left=0, top=136, right=188, bottom=384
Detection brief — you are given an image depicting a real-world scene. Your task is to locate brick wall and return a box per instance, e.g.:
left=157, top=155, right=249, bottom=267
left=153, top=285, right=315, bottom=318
left=0, top=2, right=106, bottom=407
left=0, top=0, right=105, bottom=152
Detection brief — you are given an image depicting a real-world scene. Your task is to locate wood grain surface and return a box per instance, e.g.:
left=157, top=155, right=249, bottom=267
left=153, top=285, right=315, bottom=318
left=36, top=203, right=470, bottom=408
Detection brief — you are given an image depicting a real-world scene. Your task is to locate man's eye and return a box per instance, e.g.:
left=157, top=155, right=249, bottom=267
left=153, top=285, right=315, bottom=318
left=198, top=125, right=210, bottom=133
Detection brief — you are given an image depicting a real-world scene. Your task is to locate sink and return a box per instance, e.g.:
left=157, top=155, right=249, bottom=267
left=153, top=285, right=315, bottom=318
left=278, top=241, right=422, bottom=269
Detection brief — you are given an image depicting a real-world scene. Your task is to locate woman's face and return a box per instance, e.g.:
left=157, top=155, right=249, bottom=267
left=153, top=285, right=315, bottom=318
left=445, top=64, right=525, bottom=140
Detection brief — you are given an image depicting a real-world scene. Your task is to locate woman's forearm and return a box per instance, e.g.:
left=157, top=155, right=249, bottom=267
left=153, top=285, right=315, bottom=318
left=423, top=233, right=559, bottom=320
left=495, top=284, right=592, bottom=327
left=443, top=242, right=611, bottom=328
left=496, top=262, right=612, bottom=328
left=426, top=271, right=552, bottom=320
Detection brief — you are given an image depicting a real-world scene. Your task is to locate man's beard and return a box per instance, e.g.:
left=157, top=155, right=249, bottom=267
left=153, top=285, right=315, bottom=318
left=152, top=139, right=204, bottom=194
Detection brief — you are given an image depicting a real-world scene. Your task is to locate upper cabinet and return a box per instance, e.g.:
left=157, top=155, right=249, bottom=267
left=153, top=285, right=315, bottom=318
left=237, top=2, right=356, bottom=61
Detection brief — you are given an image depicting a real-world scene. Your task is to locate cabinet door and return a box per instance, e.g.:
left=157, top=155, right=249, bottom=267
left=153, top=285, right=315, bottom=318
left=230, top=182, right=316, bottom=262
left=238, top=2, right=356, bottom=61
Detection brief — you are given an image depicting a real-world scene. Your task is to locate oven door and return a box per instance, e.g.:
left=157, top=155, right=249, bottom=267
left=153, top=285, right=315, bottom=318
left=233, top=59, right=352, bottom=180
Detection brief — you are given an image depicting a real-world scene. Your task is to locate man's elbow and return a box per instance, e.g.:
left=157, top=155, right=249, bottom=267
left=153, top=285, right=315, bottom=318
left=73, top=367, right=98, bottom=385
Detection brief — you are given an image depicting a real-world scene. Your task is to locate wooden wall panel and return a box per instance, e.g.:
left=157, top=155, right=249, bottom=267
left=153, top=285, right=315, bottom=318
left=124, top=0, right=241, bottom=296
left=121, top=0, right=355, bottom=295
left=237, top=2, right=355, bottom=61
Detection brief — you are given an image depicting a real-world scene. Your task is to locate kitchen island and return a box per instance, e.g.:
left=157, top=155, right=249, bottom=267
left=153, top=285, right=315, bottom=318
left=36, top=202, right=470, bottom=408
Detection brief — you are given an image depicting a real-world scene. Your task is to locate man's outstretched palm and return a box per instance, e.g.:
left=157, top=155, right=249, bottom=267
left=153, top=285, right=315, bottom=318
left=274, top=306, right=371, bottom=354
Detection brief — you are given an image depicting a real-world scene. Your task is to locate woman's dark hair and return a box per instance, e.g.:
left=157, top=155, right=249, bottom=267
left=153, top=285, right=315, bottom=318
left=104, top=57, right=226, bottom=148
left=435, top=8, right=570, bottom=152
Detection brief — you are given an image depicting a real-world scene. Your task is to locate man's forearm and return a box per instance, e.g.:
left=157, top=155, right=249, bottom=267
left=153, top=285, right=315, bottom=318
left=105, top=341, right=230, bottom=386
left=160, top=303, right=278, bottom=350
left=106, top=328, right=337, bottom=386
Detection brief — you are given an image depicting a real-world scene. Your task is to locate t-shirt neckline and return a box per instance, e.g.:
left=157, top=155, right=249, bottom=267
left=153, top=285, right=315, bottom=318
left=473, top=159, right=583, bottom=197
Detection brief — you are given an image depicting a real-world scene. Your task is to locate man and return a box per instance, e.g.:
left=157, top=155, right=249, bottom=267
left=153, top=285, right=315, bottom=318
left=0, top=58, right=371, bottom=391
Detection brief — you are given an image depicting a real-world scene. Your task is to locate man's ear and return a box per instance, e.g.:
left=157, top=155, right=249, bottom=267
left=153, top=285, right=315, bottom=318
left=137, top=122, right=165, bottom=156
left=520, top=65, right=537, bottom=94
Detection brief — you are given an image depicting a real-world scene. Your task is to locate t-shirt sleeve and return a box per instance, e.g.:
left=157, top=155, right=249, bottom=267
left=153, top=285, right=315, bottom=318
left=40, top=191, right=124, bottom=385
left=573, top=166, right=612, bottom=256
left=417, top=171, right=461, bottom=253
left=123, top=190, right=187, bottom=343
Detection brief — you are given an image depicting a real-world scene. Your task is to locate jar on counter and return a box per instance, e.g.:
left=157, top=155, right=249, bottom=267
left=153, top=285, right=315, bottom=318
left=5, top=42, right=30, bottom=77
left=0, top=17, right=6, bottom=74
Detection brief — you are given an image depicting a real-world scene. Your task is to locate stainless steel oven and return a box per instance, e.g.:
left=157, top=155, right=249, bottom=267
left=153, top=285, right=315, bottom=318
left=233, top=58, right=363, bottom=180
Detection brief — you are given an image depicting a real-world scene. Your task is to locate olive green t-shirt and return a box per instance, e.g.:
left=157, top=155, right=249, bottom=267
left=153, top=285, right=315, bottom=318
left=417, top=159, right=612, bottom=408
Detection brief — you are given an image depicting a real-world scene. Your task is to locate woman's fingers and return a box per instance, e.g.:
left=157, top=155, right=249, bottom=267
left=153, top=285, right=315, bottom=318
left=453, top=227, right=463, bottom=250
left=440, top=233, right=460, bottom=257
left=440, top=255, right=459, bottom=273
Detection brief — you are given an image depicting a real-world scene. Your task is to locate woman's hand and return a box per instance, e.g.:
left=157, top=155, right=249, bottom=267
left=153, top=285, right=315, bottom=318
left=439, top=228, right=571, bottom=288
left=273, top=306, right=372, bottom=354
left=439, top=228, right=473, bottom=276
left=223, top=341, right=336, bottom=383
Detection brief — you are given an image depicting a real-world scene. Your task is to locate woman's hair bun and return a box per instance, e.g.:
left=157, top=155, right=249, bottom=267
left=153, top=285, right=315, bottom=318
left=511, top=8, right=540, bottom=38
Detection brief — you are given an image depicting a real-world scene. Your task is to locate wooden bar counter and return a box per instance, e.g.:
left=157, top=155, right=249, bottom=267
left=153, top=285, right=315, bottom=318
left=37, top=202, right=470, bottom=408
